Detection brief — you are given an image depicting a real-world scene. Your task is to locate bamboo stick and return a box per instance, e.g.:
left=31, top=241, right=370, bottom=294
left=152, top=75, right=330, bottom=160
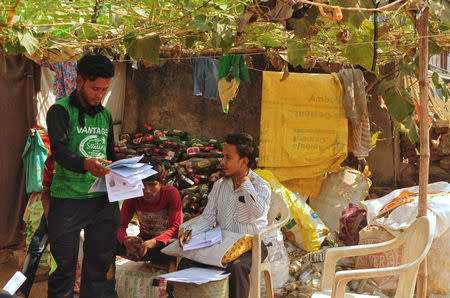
left=416, top=6, right=429, bottom=298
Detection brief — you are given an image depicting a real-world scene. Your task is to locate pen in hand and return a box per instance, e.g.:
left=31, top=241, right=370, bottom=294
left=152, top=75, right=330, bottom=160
left=182, top=229, right=192, bottom=244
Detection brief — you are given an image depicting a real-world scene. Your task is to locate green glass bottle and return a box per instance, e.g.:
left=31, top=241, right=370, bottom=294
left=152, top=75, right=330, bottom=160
left=165, top=168, right=176, bottom=180
left=186, top=158, right=222, bottom=174
left=180, top=184, right=201, bottom=195
left=184, top=140, right=209, bottom=147
left=208, top=150, right=223, bottom=158
left=166, top=129, right=188, bottom=140
left=187, top=135, right=210, bottom=142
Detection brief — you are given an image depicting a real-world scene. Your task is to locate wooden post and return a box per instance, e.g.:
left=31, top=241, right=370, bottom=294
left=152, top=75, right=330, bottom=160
left=416, top=5, right=429, bottom=298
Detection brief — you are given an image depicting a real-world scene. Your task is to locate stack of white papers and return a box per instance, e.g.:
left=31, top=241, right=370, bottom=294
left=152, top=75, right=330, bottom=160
left=183, top=226, right=223, bottom=251
left=89, top=155, right=157, bottom=202
left=159, top=268, right=230, bottom=285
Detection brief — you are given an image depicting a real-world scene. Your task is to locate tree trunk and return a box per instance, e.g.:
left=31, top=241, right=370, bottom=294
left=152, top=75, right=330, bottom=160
left=416, top=6, right=429, bottom=298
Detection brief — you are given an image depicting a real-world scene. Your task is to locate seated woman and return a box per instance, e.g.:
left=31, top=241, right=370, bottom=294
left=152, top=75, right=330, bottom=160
left=116, top=162, right=183, bottom=266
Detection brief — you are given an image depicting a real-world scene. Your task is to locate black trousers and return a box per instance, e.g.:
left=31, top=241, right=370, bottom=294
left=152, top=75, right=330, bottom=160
left=47, top=195, right=120, bottom=298
left=178, top=244, right=268, bottom=298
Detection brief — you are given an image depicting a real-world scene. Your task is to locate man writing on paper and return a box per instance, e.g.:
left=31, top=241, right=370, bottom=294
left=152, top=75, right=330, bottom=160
left=178, top=133, right=271, bottom=298
left=116, top=161, right=183, bottom=265
left=46, top=53, right=119, bottom=298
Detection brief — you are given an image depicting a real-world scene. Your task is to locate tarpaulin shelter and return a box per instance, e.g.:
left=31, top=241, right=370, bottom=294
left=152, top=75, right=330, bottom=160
left=0, top=54, right=40, bottom=248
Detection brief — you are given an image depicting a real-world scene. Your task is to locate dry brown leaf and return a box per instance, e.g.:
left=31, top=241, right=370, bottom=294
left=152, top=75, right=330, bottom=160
left=304, top=56, right=317, bottom=70
left=267, top=49, right=284, bottom=70
left=336, top=29, right=351, bottom=44
left=244, top=55, right=254, bottom=69
left=280, top=63, right=289, bottom=81
left=170, top=44, right=182, bottom=63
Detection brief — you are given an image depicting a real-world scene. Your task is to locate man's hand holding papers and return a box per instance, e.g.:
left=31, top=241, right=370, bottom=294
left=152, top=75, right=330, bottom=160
left=89, top=155, right=158, bottom=202
left=83, top=157, right=112, bottom=178
left=182, top=226, right=222, bottom=251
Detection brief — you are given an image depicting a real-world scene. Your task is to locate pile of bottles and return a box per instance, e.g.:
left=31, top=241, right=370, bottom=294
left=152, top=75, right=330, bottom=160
left=115, top=124, right=225, bottom=221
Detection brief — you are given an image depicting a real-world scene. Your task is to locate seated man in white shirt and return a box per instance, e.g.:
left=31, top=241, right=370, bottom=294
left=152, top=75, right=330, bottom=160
left=178, top=132, right=271, bottom=298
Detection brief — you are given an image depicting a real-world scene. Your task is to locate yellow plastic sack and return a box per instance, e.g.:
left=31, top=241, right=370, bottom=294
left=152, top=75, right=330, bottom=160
left=221, top=235, right=253, bottom=265
left=24, top=193, right=50, bottom=269
left=259, top=71, right=348, bottom=197
left=254, top=169, right=329, bottom=252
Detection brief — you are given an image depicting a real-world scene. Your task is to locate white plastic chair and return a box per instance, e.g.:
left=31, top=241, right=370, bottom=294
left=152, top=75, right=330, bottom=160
left=178, top=190, right=291, bottom=298
left=249, top=190, right=290, bottom=298
left=311, top=216, right=433, bottom=298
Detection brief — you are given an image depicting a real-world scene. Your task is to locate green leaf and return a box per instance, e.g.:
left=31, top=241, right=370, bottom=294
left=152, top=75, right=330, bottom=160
left=376, top=79, right=396, bottom=96
left=399, top=62, right=417, bottom=77
left=183, top=0, right=195, bottom=11
left=288, top=7, right=318, bottom=39
left=384, top=90, right=415, bottom=122
left=396, top=116, right=419, bottom=144
left=185, top=36, right=198, bottom=48
left=439, top=23, right=450, bottom=31
left=256, top=34, right=282, bottom=48
left=211, top=23, right=234, bottom=53
left=429, top=40, right=442, bottom=56
left=337, top=0, right=374, bottom=28
left=344, top=36, right=373, bottom=70
left=16, top=30, right=39, bottom=55
left=432, top=71, right=440, bottom=86
left=123, top=33, right=136, bottom=48
left=189, top=14, right=213, bottom=31
left=77, top=24, right=97, bottom=40
left=287, top=39, right=306, bottom=67
left=431, top=71, right=449, bottom=102
left=126, top=33, right=161, bottom=64
left=430, top=0, right=450, bottom=23
left=360, top=19, right=374, bottom=39
left=108, top=4, right=113, bottom=26
left=371, top=130, right=382, bottom=149
left=4, top=41, right=26, bottom=55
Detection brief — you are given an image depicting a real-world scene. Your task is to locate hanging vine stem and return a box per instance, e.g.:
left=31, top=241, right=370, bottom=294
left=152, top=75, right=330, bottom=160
left=0, top=0, right=21, bottom=28
left=91, top=0, right=104, bottom=23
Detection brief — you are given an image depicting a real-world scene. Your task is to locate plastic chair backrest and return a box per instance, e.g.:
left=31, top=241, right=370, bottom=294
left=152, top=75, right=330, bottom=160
left=249, top=190, right=290, bottom=298
left=267, top=190, right=289, bottom=225
left=398, top=216, right=434, bottom=265
left=394, top=216, right=433, bottom=298
left=316, top=216, right=433, bottom=298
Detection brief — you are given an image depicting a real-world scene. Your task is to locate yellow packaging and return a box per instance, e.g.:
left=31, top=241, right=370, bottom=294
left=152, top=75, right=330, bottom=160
left=254, top=169, right=328, bottom=252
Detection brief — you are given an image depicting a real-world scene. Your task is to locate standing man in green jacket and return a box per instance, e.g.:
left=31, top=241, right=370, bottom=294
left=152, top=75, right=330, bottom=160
left=46, top=53, right=119, bottom=298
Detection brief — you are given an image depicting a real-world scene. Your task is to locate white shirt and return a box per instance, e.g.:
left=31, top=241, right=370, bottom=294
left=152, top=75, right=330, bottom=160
left=186, top=169, right=271, bottom=236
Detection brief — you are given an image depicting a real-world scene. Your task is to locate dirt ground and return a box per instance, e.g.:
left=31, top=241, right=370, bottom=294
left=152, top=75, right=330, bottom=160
left=0, top=250, right=47, bottom=298
left=0, top=248, right=84, bottom=298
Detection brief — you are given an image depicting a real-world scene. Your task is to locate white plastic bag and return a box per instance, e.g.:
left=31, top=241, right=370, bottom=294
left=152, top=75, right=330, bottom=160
left=360, top=181, right=450, bottom=237
left=309, top=167, right=371, bottom=232
left=264, top=230, right=290, bottom=289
